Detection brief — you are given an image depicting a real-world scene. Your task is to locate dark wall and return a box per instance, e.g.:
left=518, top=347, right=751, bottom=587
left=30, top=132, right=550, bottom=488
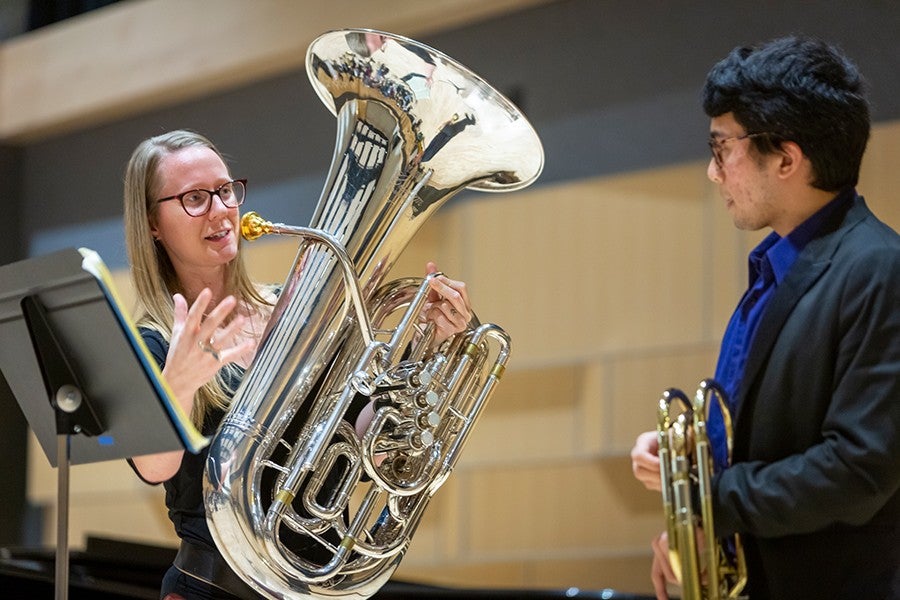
left=0, top=146, right=28, bottom=546
left=0, top=146, right=25, bottom=264
left=26, top=0, right=123, bottom=32
left=0, top=373, right=28, bottom=546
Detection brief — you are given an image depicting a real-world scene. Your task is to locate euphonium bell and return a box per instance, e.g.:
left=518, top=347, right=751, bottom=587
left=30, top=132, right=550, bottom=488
left=656, top=379, right=748, bottom=600
left=203, top=29, right=543, bottom=599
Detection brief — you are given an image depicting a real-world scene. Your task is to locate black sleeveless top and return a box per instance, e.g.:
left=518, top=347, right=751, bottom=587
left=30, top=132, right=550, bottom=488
left=135, top=327, right=237, bottom=550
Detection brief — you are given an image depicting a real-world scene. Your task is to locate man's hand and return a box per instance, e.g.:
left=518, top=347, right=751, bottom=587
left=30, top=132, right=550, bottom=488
left=631, top=430, right=662, bottom=491
left=651, top=531, right=679, bottom=600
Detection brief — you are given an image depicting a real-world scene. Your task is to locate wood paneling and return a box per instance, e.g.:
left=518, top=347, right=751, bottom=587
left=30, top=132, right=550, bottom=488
left=0, top=0, right=555, bottom=142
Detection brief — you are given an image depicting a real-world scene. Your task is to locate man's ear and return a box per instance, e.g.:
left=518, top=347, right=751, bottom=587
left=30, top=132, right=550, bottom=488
left=775, top=140, right=805, bottom=180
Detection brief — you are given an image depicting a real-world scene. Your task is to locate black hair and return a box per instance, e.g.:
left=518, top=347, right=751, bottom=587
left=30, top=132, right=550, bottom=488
left=702, top=36, right=870, bottom=191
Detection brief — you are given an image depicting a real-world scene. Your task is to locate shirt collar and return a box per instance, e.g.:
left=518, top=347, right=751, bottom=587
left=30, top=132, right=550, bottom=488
left=748, top=188, right=856, bottom=286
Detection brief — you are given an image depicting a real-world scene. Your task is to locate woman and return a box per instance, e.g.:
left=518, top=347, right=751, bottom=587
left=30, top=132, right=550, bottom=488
left=124, top=130, right=472, bottom=599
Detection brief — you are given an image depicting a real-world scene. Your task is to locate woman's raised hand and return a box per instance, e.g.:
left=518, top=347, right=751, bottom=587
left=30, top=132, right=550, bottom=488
left=164, top=289, right=254, bottom=403
left=422, top=262, right=472, bottom=345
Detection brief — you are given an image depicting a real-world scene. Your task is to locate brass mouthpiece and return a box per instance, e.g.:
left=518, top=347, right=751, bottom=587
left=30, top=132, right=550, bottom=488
left=241, top=211, right=273, bottom=241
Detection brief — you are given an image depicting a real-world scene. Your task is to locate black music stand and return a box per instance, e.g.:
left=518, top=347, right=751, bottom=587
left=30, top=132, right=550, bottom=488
left=0, top=248, right=206, bottom=600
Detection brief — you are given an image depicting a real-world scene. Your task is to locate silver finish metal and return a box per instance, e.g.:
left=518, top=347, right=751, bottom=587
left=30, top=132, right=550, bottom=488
left=55, top=384, right=82, bottom=413
left=204, top=28, right=542, bottom=599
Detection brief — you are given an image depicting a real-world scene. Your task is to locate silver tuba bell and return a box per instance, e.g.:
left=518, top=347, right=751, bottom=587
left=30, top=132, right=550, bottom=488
left=203, top=29, right=544, bottom=599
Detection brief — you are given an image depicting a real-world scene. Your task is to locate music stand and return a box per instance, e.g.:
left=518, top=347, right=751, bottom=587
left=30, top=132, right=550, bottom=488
left=0, top=248, right=207, bottom=600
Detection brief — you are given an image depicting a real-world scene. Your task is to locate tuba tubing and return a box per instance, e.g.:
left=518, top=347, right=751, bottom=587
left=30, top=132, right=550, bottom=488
left=239, top=211, right=376, bottom=347
left=203, top=28, right=542, bottom=600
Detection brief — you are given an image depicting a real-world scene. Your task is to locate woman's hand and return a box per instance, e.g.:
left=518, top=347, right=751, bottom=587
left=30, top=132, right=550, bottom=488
left=132, top=289, right=254, bottom=484
left=163, top=288, right=254, bottom=411
left=354, top=262, right=472, bottom=462
left=632, top=430, right=662, bottom=491
left=422, top=262, right=472, bottom=345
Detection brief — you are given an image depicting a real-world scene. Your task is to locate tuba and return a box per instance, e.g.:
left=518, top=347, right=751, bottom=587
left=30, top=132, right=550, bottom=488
left=203, top=29, right=543, bottom=599
left=656, top=379, right=747, bottom=600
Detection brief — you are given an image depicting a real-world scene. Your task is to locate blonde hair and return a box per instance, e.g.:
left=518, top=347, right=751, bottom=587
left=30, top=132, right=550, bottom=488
left=123, top=130, right=269, bottom=427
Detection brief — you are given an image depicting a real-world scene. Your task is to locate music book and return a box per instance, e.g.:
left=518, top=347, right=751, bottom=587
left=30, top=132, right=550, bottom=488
left=0, top=247, right=207, bottom=466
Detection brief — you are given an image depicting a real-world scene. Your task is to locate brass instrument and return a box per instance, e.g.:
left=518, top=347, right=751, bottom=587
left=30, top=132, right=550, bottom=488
left=203, top=29, right=543, bottom=599
left=656, top=379, right=747, bottom=599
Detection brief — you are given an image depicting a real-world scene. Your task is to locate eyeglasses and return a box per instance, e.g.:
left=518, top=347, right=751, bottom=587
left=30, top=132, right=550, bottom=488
left=155, top=179, right=247, bottom=217
left=707, top=133, right=771, bottom=169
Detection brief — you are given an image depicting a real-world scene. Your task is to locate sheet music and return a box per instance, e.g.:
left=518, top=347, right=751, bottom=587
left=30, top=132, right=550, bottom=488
left=78, top=248, right=207, bottom=454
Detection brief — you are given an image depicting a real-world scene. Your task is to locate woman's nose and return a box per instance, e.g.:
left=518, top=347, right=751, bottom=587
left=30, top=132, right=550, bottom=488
left=207, top=192, right=230, bottom=217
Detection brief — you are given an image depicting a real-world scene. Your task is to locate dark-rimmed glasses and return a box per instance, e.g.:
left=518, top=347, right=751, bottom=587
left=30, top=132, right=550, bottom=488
left=155, top=179, right=247, bottom=217
left=707, top=133, right=771, bottom=169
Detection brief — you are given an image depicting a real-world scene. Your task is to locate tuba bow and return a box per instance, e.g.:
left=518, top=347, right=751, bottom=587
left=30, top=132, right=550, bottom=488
left=203, top=29, right=543, bottom=599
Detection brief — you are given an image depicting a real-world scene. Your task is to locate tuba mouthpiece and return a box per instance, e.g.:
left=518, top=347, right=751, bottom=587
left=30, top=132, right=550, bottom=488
left=240, top=211, right=272, bottom=241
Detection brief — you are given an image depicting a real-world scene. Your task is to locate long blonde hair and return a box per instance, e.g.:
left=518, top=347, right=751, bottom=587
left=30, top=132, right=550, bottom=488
left=123, top=129, right=269, bottom=427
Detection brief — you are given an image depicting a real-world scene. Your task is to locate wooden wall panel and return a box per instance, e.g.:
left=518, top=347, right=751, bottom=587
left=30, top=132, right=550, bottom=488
left=0, top=0, right=554, bottom=142
left=463, top=364, right=584, bottom=465
left=579, top=344, right=720, bottom=457
left=41, top=491, right=174, bottom=549
left=860, top=121, right=900, bottom=229
left=462, top=461, right=660, bottom=556
left=450, top=165, right=721, bottom=371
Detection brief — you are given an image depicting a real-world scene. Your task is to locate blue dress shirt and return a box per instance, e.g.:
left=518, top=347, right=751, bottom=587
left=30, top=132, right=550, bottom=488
left=707, top=189, right=855, bottom=470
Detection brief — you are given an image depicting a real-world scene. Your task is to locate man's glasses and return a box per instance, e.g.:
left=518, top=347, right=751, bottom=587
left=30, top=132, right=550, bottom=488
left=155, top=179, right=247, bottom=217
left=707, top=133, right=771, bottom=169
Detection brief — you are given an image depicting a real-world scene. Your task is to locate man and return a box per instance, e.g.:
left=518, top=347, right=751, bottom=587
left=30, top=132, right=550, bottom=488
left=631, top=36, right=900, bottom=599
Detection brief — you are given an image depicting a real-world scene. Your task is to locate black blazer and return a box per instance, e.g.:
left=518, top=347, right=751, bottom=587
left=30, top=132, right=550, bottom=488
left=711, top=194, right=900, bottom=599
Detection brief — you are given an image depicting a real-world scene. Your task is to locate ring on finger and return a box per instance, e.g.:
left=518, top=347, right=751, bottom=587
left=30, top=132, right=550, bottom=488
left=199, top=339, right=221, bottom=362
